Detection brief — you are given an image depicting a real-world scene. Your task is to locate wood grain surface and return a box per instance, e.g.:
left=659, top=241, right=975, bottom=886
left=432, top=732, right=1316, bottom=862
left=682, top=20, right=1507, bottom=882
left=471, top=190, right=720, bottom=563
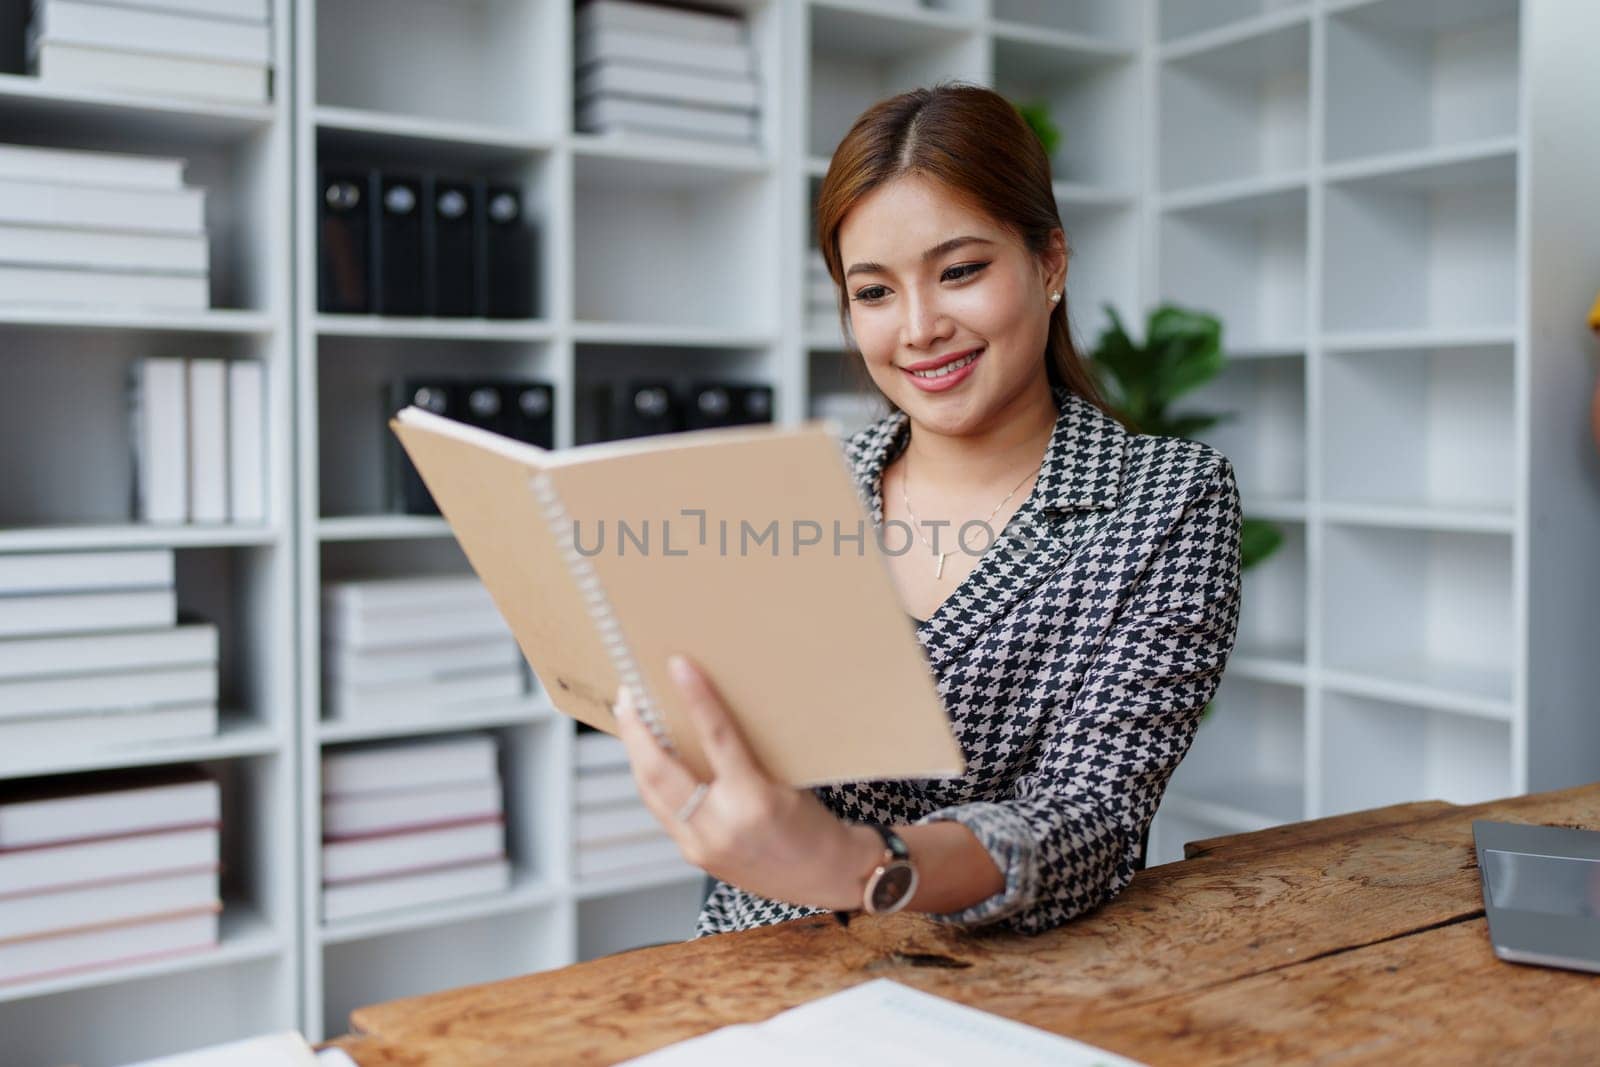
left=326, top=784, right=1600, bottom=1066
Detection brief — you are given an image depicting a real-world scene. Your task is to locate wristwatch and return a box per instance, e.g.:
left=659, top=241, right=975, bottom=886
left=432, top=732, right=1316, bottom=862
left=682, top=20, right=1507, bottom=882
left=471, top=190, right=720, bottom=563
left=835, top=823, right=918, bottom=926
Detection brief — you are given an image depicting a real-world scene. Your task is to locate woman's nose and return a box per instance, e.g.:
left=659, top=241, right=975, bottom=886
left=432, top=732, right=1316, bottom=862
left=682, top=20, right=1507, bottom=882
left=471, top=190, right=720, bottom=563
left=900, top=288, right=952, bottom=350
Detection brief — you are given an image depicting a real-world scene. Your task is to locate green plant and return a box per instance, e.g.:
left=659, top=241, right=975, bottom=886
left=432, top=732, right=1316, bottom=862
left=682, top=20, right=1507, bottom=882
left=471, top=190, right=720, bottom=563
left=1014, top=100, right=1061, bottom=159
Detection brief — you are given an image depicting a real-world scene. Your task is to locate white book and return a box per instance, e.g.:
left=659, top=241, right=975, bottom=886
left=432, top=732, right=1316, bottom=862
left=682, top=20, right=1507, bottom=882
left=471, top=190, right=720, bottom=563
left=577, top=95, right=759, bottom=144
left=0, top=624, right=217, bottom=682
left=0, top=771, right=218, bottom=849
left=576, top=27, right=753, bottom=76
left=322, top=779, right=502, bottom=839
left=574, top=731, right=628, bottom=772
left=131, top=357, right=189, bottom=524
left=0, top=222, right=208, bottom=274
left=226, top=360, right=265, bottom=523
left=0, top=703, right=217, bottom=769
left=321, top=734, right=498, bottom=797
left=0, top=665, right=216, bottom=720
left=577, top=0, right=745, bottom=47
left=577, top=61, right=759, bottom=112
left=575, top=802, right=659, bottom=845
left=574, top=835, right=684, bottom=880
left=575, top=767, right=640, bottom=808
left=0, top=589, right=177, bottom=639
left=320, top=602, right=512, bottom=651
left=29, top=40, right=270, bottom=104
left=321, top=574, right=497, bottom=616
left=323, top=636, right=521, bottom=687
left=0, top=548, right=172, bottom=596
left=0, top=825, right=218, bottom=897
left=0, top=906, right=218, bottom=986
left=187, top=359, right=227, bottom=524
left=323, top=665, right=526, bottom=722
left=0, top=265, right=207, bottom=309
left=0, top=142, right=184, bottom=190
left=0, top=175, right=204, bottom=233
left=84, top=0, right=270, bottom=23
left=321, top=857, right=511, bottom=923
left=0, top=867, right=217, bottom=942
left=322, top=818, right=505, bottom=884
left=31, top=0, right=273, bottom=64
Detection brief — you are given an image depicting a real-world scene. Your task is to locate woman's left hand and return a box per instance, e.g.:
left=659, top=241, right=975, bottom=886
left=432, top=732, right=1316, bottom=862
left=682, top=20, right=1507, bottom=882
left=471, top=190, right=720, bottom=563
left=612, top=654, right=876, bottom=913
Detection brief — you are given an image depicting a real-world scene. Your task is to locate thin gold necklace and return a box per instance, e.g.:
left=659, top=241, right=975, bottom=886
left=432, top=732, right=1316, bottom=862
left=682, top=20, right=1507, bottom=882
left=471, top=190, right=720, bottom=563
left=901, top=455, right=1040, bottom=580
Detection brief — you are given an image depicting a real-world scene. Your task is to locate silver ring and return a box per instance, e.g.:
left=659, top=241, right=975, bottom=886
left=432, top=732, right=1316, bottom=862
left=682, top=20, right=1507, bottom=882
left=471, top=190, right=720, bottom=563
left=675, top=782, right=709, bottom=823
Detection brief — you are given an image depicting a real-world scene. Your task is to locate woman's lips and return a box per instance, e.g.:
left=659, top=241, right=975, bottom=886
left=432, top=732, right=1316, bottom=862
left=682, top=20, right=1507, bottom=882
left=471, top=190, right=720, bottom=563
left=902, top=347, right=983, bottom=392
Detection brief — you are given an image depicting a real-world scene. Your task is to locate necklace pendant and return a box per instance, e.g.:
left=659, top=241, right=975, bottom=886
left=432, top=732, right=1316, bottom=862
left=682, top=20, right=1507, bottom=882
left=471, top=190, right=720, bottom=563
left=935, top=553, right=947, bottom=580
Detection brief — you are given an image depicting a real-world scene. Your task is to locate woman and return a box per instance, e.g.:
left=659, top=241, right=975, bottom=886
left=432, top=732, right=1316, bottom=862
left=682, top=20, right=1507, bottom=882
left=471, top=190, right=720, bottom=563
left=613, top=83, right=1243, bottom=937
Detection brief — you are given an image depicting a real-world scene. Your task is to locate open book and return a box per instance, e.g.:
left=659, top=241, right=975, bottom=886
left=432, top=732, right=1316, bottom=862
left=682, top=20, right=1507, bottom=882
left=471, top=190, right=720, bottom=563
left=389, top=408, right=963, bottom=787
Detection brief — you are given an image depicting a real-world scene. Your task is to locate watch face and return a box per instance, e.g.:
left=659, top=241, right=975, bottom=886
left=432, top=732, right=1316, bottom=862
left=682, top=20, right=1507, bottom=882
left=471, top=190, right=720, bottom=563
left=868, top=861, right=916, bottom=913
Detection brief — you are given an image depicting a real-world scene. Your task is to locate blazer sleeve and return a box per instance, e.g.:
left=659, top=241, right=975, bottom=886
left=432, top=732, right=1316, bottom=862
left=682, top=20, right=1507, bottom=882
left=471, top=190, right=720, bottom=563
left=911, top=454, right=1244, bottom=935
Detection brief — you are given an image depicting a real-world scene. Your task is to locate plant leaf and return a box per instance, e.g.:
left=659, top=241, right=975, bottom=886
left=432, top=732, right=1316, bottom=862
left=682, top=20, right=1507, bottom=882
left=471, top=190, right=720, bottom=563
left=1239, top=518, right=1284, bottom=570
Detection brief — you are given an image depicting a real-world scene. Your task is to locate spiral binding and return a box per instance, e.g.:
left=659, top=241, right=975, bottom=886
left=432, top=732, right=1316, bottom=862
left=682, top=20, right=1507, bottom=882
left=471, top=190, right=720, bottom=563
left=527, top=471, right=675, bottom=755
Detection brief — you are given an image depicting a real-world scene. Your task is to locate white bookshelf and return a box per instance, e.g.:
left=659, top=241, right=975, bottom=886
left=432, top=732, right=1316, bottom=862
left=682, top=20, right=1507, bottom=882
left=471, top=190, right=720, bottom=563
left=0, top=0, right=297, bottom=1060
left=5, top=0, right=1598, bottom=1059
left=1148, top=0, right=1600, bottom=864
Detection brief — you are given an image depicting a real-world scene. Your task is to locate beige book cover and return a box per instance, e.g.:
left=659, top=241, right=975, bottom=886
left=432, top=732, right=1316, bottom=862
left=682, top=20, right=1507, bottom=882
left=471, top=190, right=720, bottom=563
left=389, top=407, right=964, bottom=788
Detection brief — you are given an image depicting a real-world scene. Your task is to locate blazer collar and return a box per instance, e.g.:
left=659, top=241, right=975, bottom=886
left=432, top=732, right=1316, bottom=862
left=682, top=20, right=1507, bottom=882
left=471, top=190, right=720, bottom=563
left=854, top=384, right=1127, bottom=524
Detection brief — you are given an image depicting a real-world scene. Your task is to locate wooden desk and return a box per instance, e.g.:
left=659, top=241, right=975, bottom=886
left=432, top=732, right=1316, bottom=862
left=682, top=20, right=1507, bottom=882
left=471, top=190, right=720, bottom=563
left=329, top=783, right=1600, bottom=1065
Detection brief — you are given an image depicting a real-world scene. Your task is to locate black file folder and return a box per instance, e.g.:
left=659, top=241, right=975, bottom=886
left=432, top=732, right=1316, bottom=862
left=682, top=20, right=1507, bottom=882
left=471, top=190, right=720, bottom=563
left=318, top=169, right=370, bottom=313
left=686, top=382, right=774, bottom=430
left=587, top=380, right=684, bottom=441
left=373, top=173, right=425, bottom=316
left=387, top=379, right=455, bottom=513
left=501, top=381, right=555, bottom=447
left=479, top=182, right=534, bottom=318
left=426, top=177, right=478, bottom=317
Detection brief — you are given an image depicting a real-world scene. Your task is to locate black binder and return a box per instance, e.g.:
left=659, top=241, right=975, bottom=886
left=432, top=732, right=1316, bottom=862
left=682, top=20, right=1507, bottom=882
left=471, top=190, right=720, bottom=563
left=686, top=382, right=774, bottom=429
left=373, top=173, right=424, bottom=316
left=386, top=379, right=456, bottom=514
left=479, top=182, right=534, bottom=319
left=318, top=169, right=370, bottom=313
left=501, top=380, right=555, bottom=447
left=589, top=380, right=683, bottom=441
left=426, top=177, right=478, bottom=317
left=736, top=384, right=774, bottom=424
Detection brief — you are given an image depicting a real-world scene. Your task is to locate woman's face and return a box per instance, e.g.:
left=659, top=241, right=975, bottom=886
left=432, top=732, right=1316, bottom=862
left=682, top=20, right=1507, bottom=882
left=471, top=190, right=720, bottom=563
left=836, top=173, right=1065, bottom=435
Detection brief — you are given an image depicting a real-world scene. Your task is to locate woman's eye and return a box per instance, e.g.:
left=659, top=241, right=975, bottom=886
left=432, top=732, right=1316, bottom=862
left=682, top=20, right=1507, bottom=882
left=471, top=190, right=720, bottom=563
left=943, top=262, right=987, bottom=282
left=852, top=285, right=889, bottom=303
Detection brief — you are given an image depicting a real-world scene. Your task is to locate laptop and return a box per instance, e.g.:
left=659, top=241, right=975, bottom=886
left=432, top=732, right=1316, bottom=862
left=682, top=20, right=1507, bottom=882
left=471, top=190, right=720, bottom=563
left=1473, top=819, right=1600, bottom=973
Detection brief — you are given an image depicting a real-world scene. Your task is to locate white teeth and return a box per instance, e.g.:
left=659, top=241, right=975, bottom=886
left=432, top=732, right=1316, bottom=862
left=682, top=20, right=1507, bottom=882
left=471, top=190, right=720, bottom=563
left=911, top=351, right=979, bottom=379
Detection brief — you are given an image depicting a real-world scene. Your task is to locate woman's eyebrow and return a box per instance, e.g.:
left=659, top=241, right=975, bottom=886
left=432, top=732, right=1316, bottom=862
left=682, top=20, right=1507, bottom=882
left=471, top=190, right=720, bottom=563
left=844, top=235, right=994, bottom=279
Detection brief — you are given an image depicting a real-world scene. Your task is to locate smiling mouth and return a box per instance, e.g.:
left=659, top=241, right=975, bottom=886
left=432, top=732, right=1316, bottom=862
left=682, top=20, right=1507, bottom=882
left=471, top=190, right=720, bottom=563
left=905, top=348, right=983, bottom=379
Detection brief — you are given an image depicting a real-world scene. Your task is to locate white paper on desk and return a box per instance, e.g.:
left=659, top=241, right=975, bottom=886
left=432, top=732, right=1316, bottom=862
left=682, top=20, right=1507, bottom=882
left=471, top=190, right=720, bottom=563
left=618, top=978, right=1147, bottom=1067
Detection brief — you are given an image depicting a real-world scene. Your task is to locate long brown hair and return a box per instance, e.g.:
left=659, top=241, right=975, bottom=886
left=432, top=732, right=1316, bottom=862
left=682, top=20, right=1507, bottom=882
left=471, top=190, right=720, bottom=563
left=815, top=81, right=1116, bottom=421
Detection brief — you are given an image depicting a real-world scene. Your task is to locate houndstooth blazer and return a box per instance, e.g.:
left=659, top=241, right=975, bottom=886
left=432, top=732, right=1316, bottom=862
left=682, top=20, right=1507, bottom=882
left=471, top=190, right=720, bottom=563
left=693, top=383, right=1243, bottom=937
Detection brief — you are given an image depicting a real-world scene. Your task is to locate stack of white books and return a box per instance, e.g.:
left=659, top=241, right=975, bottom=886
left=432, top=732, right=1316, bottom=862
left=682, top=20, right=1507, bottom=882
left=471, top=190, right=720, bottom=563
left=0, top=769, right=222, bottom=986
left=0, top=141, right=211, bottom=311
left=27, top=0, right=273, bottom=104
left=130, top=357, right=266, bottom=525
left=0, top=550, right=220, bottom=770
left=806, top=248, right=837, bottom=334
left=320, top=575, right=531, bottom=724
left=573, top=730, right=691, bottom=884
left=575, top=0, right=760, bottom=146
left=320, top=734, right=511, bottom=922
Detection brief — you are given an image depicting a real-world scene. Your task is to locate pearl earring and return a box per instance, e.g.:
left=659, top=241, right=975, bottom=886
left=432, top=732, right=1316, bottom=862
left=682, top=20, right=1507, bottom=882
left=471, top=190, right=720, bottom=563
left=1049, top=290, right=1061, bottom=303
